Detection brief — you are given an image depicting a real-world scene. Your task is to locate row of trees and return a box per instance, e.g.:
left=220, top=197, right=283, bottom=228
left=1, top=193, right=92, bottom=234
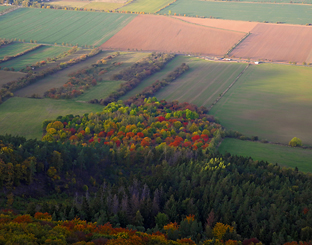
left=0, top=38, right=13, bottom=48
left=90, top=53, right=176, bottom=105
left=0, top=44, right=42, bottom=63
left=0, top=48, right=100, bottom=104
left=124, top=63, right=190, bottom=106
left=43, top=54, right=117, bottom=99
left=0, top=210, right=263, bottom=244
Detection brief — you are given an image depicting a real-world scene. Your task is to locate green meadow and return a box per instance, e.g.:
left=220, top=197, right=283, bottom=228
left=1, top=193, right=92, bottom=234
left=159, top=0, right=312, bottom=25
left=0, top=97, right=103, bottom=139
left=210, top=63, right=312, bottom=146
left=219, top=138, right=312, bottom=172
left=0, top=8, right=136, bottom=46
left=0, top=42, right=38, bottom=59
left=0, top=45, right=70, bottom=70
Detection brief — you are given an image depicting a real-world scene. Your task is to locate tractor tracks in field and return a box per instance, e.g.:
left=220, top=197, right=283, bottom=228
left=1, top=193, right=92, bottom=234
left=207, top=63, right=250, bottom=111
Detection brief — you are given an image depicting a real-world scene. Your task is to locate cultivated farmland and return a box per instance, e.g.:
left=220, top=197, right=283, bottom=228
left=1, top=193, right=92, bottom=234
left=49, top=1, right=125, bottom=10
left=0, top=6, right=11, bottom=11
left=0, top=70, right=26, bottom=86
left=0, top=8, right=136, bottom=46
left=101, top=15, right=246, bottom=56
left=0, top=97, right=103, bottom=139
left=14, top=51, right=148, bottom=97
left=219, top=138, right=312, bottom=173
left=119, top=0, right=174, bottom=13
left=230, top=23, right=312, bottom=64
left=0, top=42, right=38, bottom=59
left=0, top=45, right=70, bottom=70
left=210, top=63, right=312, bottom=146
left=173, top=16, right=257, bottom=33
left=159, top=0, right=312, bottom=25
left=151, top=57, right=247, bottom=108
left=121, top=55, right=190, bottom=100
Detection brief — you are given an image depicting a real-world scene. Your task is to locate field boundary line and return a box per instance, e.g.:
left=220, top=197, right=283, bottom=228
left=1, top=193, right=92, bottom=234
left=207, top=63, right=250, bottom=111
left=170, top=16, right=247, bottom=34
left=0, top=5, right=21, bottom=16
left=0, top=44, right=43, bottom=64
left=226, top=31, right=251, bottom=57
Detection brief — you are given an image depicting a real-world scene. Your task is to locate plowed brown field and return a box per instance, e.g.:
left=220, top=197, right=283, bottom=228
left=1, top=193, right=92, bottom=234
left=231, top=23, right=312, bottom=63
left=173, top=16, right=257, bottom=33
left=100, top=15, right=246, bottom=56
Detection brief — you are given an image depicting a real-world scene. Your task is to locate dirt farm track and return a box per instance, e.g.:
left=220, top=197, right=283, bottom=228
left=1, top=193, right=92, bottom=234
left=231, top=23, right=312, bottom=64
left=100, top=15, right=246, bottom=56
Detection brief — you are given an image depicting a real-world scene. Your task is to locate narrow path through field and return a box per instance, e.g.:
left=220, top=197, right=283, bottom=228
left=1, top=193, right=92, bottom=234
left=207, top=63, right=250, bottom=110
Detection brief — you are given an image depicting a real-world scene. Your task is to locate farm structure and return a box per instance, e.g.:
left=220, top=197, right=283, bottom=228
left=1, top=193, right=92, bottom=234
left=210, top=63, right=312, bottom=146
left=230, top=23, right=312, bottom=64
left=101, top=15, right=246, bottom=56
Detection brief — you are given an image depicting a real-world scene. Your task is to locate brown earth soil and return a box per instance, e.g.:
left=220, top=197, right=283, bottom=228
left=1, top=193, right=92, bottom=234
left=173, top=16, right=258, bottom=33
left=230, top=23, right=312, bottom=64
left=0, top=70, right=26, bottom=86
left=100, top=15, right=246, bottom=56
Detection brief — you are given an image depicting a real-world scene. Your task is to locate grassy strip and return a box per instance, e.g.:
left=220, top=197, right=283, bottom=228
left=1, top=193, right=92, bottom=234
left=0, top=44, right=42, bottom=64
left=124, top=63, right=190, bottom=104
left=0, top=48, right=101, bottom=103
left=219, top=138, right=312, bottom=172
left=89, top=53, right=175, bottom=105
left=43, top=53, right=118, bottom=99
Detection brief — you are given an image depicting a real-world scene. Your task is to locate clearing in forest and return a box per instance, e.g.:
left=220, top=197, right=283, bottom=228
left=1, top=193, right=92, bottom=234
left=0, top=45, right=70, bottom=71
left=101, top=15, right=246, bottom=56
left=219, top=138, right=312, bottom=173
left=0, top=97, right=103, bottom=139
left=119, top=0, right=174, bottom=13
left=15, top=52, right=148, bottom=98
left=0, top=43, right=39, bottom=60
left=0, top=8, right=136, bottom=46
left=159, top=0, right=312, bottom=25
left=210, top=63, right=312, bottom=146
left=230, top=23, right=312, bottom=64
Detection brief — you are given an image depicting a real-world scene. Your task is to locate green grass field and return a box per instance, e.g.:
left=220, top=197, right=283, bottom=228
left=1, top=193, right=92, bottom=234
left=15, top=51, right=147, bottom=97
left=0, top=97, right=103, bottom=139
left=0, top=70, right=26, bottom=86
left=0, top=8, right=136, bottom=46
left=0, top=42, right=38, bottom=59
left=75, top=80, right=124, bottom=101
left=159, top=0, right=312, bottom=25
left=219, top=138, right=312, bottom=173
left=141, top=57, right=246, bottom=108
left=210, top=63, right=312, bottom=146
left=119, top=0, right=174, bottom=13
left=0, top=45, right=70, bottom=70
left=0, top=5, right=11, bottom=11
